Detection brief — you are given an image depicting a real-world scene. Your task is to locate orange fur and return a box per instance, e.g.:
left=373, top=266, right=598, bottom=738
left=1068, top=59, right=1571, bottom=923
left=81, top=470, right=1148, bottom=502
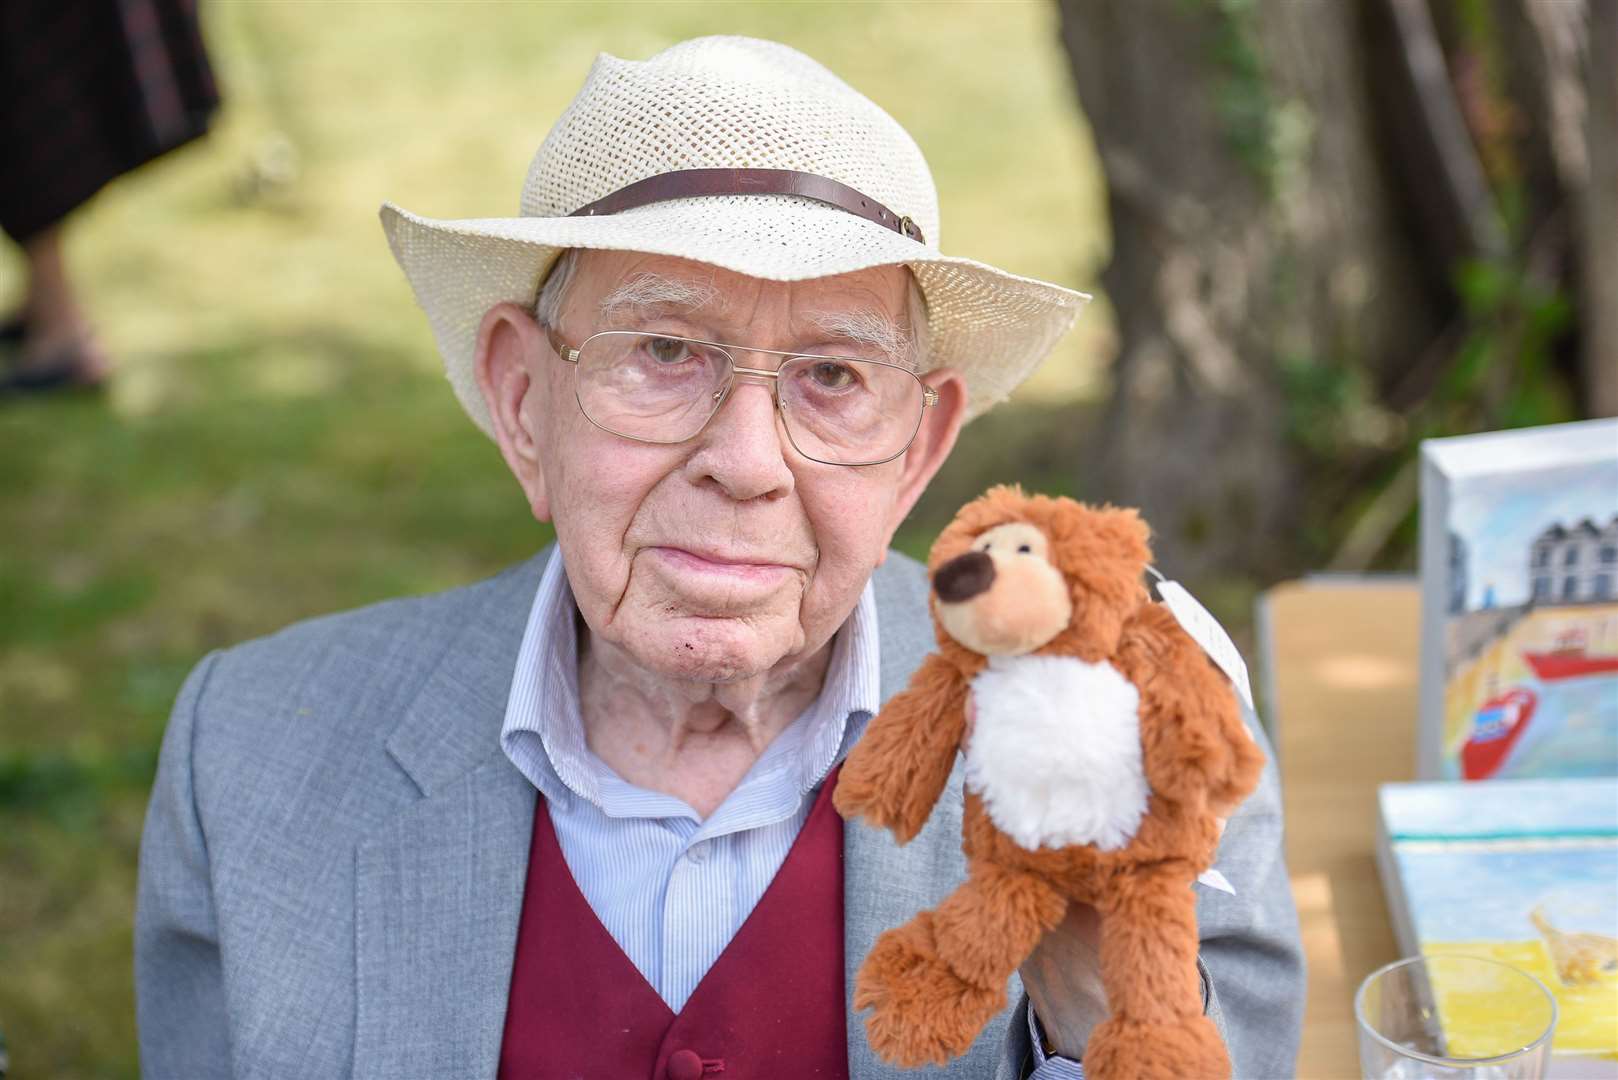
left=838, top=486, right=1264, bottom=1077
left=834, top=651, right=972, bottom=845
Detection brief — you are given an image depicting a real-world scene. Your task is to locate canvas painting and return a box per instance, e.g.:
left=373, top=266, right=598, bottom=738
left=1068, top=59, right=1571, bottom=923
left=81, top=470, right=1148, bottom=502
left=1420, top=420, right=1618, bottom=780
left=1378, top=779, right=1618, bottom=1063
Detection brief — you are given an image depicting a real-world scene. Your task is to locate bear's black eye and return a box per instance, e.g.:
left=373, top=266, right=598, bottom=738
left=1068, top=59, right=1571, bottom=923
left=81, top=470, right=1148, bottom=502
left=1017, top=544, right=1032, bottom=554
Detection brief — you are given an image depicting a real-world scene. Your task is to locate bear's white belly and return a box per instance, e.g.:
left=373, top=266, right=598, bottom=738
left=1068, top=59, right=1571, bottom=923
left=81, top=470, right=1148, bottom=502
left=964, top=653, right=1149, bottom=851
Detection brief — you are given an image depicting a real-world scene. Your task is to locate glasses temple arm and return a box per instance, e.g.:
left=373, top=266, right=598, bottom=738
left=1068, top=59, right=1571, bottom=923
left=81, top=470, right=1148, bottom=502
left=543, top=323, right=580, bottom=364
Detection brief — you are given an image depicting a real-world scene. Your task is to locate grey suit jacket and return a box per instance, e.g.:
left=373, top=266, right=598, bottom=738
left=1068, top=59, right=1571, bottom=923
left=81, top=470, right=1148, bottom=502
left=135, top=548, right=1303, bottom=1078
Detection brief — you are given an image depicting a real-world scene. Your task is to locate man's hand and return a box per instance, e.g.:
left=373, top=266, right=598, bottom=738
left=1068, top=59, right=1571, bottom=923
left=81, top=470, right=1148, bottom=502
left=1018, top=901, right=1108, bottom=1059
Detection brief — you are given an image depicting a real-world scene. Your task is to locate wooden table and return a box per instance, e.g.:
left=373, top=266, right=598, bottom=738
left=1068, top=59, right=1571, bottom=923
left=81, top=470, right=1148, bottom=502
left=1260, top=577, right=1422, bottom=1078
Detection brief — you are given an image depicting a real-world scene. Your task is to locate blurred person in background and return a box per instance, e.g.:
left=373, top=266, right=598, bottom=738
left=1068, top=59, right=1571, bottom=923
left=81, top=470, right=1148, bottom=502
left=134, top=36, right=1302, bottom=1078
left=0, top=0, right=217, bottom=395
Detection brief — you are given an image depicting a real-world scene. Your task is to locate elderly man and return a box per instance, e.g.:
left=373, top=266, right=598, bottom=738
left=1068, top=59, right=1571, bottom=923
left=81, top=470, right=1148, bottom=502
left=136, top=36, right=1302, bottom=1079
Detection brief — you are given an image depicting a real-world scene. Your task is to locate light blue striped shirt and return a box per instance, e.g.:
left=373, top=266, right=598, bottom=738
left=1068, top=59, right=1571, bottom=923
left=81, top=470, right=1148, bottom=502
left=499, top=552, right=1083, bottom=1077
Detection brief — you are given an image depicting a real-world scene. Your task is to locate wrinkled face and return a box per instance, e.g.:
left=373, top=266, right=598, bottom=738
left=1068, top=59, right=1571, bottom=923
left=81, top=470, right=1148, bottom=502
left=477, top=251, right=965, bottom=685
left=933, top=522, right=1072, bottom=656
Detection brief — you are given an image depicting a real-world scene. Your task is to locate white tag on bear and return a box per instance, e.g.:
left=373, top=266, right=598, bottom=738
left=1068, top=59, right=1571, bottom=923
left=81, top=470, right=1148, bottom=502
left=1196, top=868, right=1236, bottom=895
left=1149, top=572, right=1256, bottom=714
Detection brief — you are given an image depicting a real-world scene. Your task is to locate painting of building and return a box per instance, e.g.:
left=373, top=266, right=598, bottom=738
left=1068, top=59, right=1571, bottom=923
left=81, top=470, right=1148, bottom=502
left=1531, top=517, right=1618, bottom=605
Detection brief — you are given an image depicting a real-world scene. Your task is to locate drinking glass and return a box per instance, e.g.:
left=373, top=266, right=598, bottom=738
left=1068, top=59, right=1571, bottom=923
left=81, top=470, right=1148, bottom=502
left=1356, top=955, right=1556, bottom=1078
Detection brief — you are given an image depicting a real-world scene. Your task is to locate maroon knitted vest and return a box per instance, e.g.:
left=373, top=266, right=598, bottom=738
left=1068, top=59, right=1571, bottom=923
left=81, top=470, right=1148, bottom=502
left=497, top=768, right=850, bottom=1080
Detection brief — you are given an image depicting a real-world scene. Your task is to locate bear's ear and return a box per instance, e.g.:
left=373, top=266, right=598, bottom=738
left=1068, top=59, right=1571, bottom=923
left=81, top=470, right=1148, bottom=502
left=1047, top=504, right=1152, bottom=583
left=1085, top=506, right=1152, bottom=569
left=1043, top=503, right=1153, bottom=661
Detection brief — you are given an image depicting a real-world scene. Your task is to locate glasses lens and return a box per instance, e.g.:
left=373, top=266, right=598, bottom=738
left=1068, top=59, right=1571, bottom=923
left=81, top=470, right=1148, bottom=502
left=777, top=356, right=924, bottom=465
left=573, top=332, right=729, bottom=443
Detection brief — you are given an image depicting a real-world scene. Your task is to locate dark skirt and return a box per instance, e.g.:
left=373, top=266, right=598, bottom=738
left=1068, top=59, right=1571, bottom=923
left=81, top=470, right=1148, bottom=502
left=0, top=0, right=219, bottom=243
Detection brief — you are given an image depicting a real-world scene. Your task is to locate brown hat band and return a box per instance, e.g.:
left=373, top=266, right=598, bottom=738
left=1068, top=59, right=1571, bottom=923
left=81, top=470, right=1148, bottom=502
left=567, top=168, right=925, bottom=244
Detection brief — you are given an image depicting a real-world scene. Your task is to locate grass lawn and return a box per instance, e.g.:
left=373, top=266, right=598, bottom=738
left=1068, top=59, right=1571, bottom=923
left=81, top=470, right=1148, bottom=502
left=0, top=3, right=1105, bottom=1074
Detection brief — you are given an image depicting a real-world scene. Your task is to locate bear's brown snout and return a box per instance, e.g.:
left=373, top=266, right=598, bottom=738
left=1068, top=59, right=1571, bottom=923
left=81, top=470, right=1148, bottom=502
left=934, top=550, right=996, bottom=602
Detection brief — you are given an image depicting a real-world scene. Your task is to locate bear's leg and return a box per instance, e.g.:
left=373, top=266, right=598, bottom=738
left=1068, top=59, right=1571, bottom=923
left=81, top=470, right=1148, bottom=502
left=1083, top=870, right=1228, bottom=1080
left=856, top=862, right=1066, bottom=1066
left=931, top=859, right=1069, bottom=989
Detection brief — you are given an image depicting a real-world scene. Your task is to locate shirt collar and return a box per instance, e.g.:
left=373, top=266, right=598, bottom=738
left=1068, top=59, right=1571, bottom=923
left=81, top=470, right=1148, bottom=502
left=499, top=549, right=881, bottom=820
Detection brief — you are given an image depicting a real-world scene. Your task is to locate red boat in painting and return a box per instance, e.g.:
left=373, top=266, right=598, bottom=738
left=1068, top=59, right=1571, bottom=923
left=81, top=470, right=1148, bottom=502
left=1521, top=641, right=1618, bottom=680
left=1460, top=687, right=1539, bottom=780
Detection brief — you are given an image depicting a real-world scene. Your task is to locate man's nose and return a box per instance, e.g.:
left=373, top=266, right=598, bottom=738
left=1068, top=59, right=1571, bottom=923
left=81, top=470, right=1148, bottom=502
left=684, top=380, right=796, bottom=501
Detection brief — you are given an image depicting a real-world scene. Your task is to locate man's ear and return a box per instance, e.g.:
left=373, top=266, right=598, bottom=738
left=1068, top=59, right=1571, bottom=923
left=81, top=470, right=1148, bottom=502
left=473, top=301, right=552, bottom=522
left=881, top=366, right=968, bottom=552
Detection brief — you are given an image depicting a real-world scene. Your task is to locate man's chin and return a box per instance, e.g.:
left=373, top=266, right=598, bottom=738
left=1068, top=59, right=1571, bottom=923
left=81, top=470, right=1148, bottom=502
left=622, top=612, right=804, bottom=685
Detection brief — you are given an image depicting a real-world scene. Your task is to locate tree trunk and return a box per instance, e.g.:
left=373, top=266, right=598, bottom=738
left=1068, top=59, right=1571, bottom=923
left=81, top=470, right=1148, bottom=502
left=1578, top=0, right=1617, bottom=414
left=1491, top=0, right=1614, bottom=417
left=1056, top=0, right=1447, bottom=587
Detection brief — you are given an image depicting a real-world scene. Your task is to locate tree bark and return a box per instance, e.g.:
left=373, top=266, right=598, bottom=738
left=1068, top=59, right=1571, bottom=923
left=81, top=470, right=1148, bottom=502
left=1495, top=0, right=1613, bottom=416
left=1056, top=0, right=1447, bottom=586
left=1578, top=0, right=1617, bottom=414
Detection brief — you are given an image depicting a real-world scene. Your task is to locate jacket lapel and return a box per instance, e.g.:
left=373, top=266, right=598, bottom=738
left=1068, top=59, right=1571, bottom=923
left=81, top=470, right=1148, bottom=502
left=352, top=551, right=550, bottom=1080
left=353, top=756, right=536, bottom=1079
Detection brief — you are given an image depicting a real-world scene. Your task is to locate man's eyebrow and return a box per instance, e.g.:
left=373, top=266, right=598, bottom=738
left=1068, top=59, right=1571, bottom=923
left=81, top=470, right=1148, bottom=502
left=805, top=307, right=915, bottom=369
left=598, top=272, right=719, bottom=321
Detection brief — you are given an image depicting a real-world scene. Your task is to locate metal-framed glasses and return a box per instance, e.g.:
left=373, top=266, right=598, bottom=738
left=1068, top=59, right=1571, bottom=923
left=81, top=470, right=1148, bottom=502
left=545, top=327, right=938, bottom=467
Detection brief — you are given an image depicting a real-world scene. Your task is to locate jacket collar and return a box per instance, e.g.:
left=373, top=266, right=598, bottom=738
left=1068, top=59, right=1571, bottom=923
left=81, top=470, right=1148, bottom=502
left=382, top=550, right=552, bottom=796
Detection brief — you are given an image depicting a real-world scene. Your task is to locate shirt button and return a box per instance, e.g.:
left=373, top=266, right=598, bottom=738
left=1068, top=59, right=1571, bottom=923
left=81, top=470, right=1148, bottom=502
left=685, top=841, right=708, bottom=864
left=666, top=1048, right=704, bottom=1080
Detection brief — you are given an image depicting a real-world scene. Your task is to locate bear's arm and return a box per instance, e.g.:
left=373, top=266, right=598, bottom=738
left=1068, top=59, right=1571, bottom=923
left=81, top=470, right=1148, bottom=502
left=834, top=650, right=968, bottom=845
left=1118, top=605, right=1264, bottom=812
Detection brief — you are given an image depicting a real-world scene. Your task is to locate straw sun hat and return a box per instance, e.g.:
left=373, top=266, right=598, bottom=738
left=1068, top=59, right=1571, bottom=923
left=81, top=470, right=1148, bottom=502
left=381, top=35, right=1089, bottom=437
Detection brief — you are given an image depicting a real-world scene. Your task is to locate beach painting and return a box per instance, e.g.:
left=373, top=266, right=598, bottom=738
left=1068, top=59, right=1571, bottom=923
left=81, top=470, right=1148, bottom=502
left=1380, top=780, right=1618, bottom=1061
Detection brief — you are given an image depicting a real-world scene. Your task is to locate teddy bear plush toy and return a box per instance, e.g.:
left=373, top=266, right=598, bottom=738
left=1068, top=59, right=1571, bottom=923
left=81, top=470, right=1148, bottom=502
left=833, top=486, right=1265, bottom=1078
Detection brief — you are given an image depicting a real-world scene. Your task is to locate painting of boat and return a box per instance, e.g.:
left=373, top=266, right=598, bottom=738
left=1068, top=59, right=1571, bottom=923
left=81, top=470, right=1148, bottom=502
left=1460, top=686, right=1539, bottom=780
left=1522, top=630, right=1618, bottom=682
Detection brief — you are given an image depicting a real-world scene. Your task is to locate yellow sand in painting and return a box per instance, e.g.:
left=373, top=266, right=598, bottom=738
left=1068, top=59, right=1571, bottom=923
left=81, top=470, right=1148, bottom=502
left=1425, top=941, right=1618, bottom=1059
left=1444, top=605, right=1618, bottom=766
